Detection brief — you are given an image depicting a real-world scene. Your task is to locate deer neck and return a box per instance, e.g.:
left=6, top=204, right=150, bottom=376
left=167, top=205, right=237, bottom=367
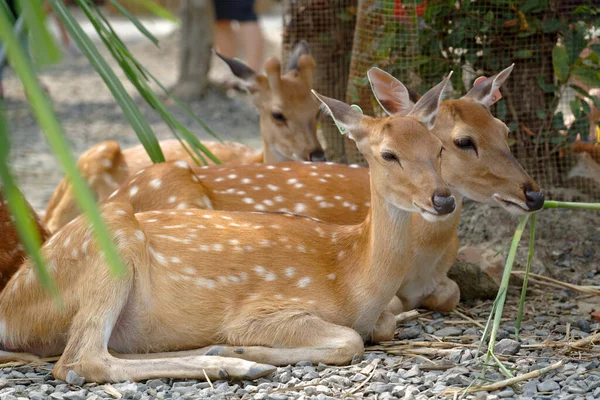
left=341, top=182, right=413, bottom=336
left=260, top=135, right=279, bottom=163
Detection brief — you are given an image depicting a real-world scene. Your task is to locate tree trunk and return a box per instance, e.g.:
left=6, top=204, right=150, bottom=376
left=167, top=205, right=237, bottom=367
left=171, top=0, right=214, bottom=99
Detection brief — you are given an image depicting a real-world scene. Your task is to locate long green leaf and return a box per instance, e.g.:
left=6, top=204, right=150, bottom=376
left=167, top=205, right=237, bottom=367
left=543, top=200, right=600, bottom=210
left=48, top=0, right=165, bottom=163
left=0, top=3, right=126, bottom=281
left=107, top=0, right=159, bottom=46
left=123, top=0, right=180, bottom=23
left=552, top=45, right=569, bottom=83
left=0, top=104, right=59, bottom=298
left=18, top=0, right=62, bottom=67
left=515, top=212, right=536, bottom=341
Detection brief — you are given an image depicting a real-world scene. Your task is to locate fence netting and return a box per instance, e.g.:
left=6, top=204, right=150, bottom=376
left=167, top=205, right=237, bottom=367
left=282, top=0, right=600, bottom=201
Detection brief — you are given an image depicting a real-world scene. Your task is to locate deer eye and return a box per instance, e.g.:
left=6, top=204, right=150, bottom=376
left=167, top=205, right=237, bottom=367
left=271, top=111, right=286, bottom=123
left=453, top=137, right=477, bottom=153
left=381, top=151, right=401, bottom=166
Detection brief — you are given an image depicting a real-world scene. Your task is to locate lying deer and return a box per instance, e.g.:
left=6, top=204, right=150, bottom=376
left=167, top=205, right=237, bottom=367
left=43, top=41, right=325, bottom=233
left=99, top=65, right=544, bottom=323
left=0, top=77, right=455, bottom=382
left=0, top=190, right=50, bottom=291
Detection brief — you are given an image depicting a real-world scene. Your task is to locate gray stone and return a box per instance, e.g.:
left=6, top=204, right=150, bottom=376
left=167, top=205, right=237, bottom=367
left=397, top=327, right=423, bottom=340
left=523, top=379, right=539, bottom=395
left=537, top=379, right=560, bottom=392
left=351, top=373, right=367, bottom=382
left=302, top=371, right=319, bottom=381
left=267, top=394, right=288, bottom=400
left=278, top=371, right=291, bottom=384
left=433, top=327, right=463, bottom=337
left=495, top=338, right=521, bottom=355
left=497, top=388, right=514, bottom=397
left=403, top=366, right=420, bottom=379
left=576, top=319, right=591, bottom=333
left=444, top=374, right=468, bottom=386
left=65, top=371, right=85, bottom=387
left=253, top=394, right=267, bottom=400
left=370, top=383, right=395, bottom=393
left=61, top=390, right=87, bottom=400
left=315, top=385, right=330, bottom=394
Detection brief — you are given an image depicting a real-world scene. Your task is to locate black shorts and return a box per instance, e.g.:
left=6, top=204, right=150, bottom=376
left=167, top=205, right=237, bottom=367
left=214, top=0, right=257, bottom=22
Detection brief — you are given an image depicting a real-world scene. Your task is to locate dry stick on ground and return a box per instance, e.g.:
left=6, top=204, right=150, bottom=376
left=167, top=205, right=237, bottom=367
left=442, top=360, right=564, bottom=395
left=453, top=310, right=486, bottom=329
left=395, top=309, right=420, bottom=323
left=511, top=271, right=600, bottom=295
left=346, top=359, right=381, bottom=395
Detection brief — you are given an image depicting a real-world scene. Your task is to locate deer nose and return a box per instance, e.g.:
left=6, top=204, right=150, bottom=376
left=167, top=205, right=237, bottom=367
left=432, top=192, right=456, bottom=215
left=309, top=148, right=327, bottom=162
left=524, top=184, right=544, bottom=211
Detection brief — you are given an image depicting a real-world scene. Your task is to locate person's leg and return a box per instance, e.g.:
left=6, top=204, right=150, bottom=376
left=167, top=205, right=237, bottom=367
left=237, top=0, right=263, bottom=72
left=239, top=21, right=263, bottom=73
left=214, top=20, right=237, bottom=59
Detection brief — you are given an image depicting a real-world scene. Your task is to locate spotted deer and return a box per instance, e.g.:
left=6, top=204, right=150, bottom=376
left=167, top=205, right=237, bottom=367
left=103, top=65, right=543, bottom=321
left=0, top=190, right=50, bottom=291
left=0, top=78, right=456, bottom=383
left=43, top=41, right=325, bottom=234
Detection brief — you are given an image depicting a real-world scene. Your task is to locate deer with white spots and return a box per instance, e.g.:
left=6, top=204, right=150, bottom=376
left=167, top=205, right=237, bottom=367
left=0, top=77, right=456, bottom=383
left=43, top=41, right=324, bottom=234
left=0, top=190, right=50, bottom=291
left=94, top=65, right=544, bottom=324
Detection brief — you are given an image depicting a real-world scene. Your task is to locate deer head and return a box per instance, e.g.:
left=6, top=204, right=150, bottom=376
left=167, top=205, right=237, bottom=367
left=368, top=64, right=545, bottom=214
left=313, top=73, right=456, bottom=222
left=217, top=41, right=325, bottom=163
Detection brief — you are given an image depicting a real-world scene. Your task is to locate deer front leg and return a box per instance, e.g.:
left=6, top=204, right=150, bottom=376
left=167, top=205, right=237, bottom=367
left=368, top=310, right=396, bottom=344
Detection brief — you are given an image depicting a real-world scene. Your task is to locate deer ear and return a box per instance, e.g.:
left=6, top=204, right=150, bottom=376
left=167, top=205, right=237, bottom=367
left=408, top=72, right=453, bottom=129
left=312, top=90, right=368, bottom=143
left=464, top=64, right=514, bottom=107
left=216, top=51, right=261, bottom=92
left=286, top=40, right=311, bottom=71
left=367, top=67, right=415, bottom=116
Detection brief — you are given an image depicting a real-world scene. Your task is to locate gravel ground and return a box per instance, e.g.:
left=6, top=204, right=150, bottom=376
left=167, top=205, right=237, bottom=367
left=2, top=8, right=600, bottom=400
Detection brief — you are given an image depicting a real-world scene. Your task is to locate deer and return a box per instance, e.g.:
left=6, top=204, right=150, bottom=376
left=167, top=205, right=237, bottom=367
left=0, top=189, right=51, bottom=292
left=42, top=41, right=325, bottom=234
left=0, top=76, right=457, bottom=383
left=94, top=65, right=544, bottom=317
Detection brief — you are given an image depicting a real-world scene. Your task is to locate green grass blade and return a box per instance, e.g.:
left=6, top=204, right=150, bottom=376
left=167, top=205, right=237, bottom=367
left=107, top=0, right=159, bottom=46
left=515, top=212, right=537, bottom=342
left=486, top=215, right=530, bottom=358
left=48, top=0, right=165, bottom=163
left=0, top=4, right=126, bottom=280
left=543, top=200, right=600, bottom=210
left=0, top=105, right=59, bottom=298
left=124, top=0, right=180, bottom=23
left=18, top=0, right=62, bottom=67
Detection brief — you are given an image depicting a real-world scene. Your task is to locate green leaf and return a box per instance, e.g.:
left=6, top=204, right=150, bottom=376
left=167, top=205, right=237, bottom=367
left=572, top=66, right=600, bottom=88
left=570, top=99, right=582, bottom=119
left=552, top=112, right=566, bottom=130
left=49, top=0, right=165, bottom=163
left=535, top=109, right=546, bottom=120
left=19, top=0, right=62, bottom=67
left=541, top=19, right=561, bottom=32
left=569, top=84, right=600, bottom=109
left=107, top=0, right=159, bottom=46
left=591, top=44, right=600, bottom=57
left=515, top=49, right=533, bottom=59
left=521, top=0, right=547, bottom=13
left=537, top=76, right=558, bottom=93
left=120, top=0, right=180, bottom=23
left=0, top=3, right=127, bottom=283
left=0, top=106, right=59, bottom=298
left=552, top=45, right=569, bottom=82
left=564, top=22, right=587, bottom=65
left=581, top=100, right=591, bottom=115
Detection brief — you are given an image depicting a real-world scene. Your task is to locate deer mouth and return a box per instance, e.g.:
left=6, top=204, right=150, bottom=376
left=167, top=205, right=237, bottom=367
left=493, top=194, right=529, bottom=213
left=413, top=203, right=452, bottom=222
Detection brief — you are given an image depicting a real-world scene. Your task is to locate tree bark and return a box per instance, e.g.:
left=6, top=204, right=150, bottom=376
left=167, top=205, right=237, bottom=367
left=171, top=0, right=214, bottom=99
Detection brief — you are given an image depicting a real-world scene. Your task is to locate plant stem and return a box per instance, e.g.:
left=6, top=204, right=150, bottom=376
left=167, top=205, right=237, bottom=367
left=515, top=212, right=536, bottom=341
left=543, top=201, right=600, bottom=210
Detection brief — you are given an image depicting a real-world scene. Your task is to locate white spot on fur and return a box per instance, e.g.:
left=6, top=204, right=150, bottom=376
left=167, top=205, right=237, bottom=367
left=295, top=203, right=306, bottom=213
left=275, top=196, right=284, bottom=203
left=129, top=186, right=139, bottom=197
left=287, top=178, right=298, bottom=184
left=229, top=239, right=240, bottom=245
left=195, top=278, right=216, bottom=289
left=282, top=167, right=291, bottom=171
left=175, top=160, right=189, bottom=169
left=192, top=175, right=199, bottom=183
left=211, top=244, right=224, bottom=251
left=242, top=198, right=254, bottom=204
left=266, top=165, right=276, bottom=170
left=135, top=230, right=145, bottom=242
left=150, top=178, right=162, bottom=189
left=256, top=174, right=264, bottom=178
left=328, top=273, right=336, bottom=280
left=170, top=257, right=181, bottom=263
left=228, top=174, right=237, bottom=179
left=214, top=177, right=224, bottom=182
left=241, top=178, right=252, bottom=184
left=263, top=199, right=274, bottom=206
left=176, top=203, right=188, bottom=209
left=284, top=267, right=295, bottom=277
left=338, top=250, right=345, bottom=259
left=168, top=196, right=177, bottom=203
left=267, top=184, right=279, bottom=191
left=115, top=209, right=127, bottom=215
left=297, top=277, right=311, bottom=288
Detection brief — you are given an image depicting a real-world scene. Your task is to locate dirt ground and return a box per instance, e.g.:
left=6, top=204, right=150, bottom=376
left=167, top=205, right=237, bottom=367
left=1, top=8, right=599, bottom=399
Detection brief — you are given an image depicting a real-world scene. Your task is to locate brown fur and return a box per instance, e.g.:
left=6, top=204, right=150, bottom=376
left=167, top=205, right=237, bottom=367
left=0, top=84, right=453, bottom=382
left=0, top=191, right=50, bottom=292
